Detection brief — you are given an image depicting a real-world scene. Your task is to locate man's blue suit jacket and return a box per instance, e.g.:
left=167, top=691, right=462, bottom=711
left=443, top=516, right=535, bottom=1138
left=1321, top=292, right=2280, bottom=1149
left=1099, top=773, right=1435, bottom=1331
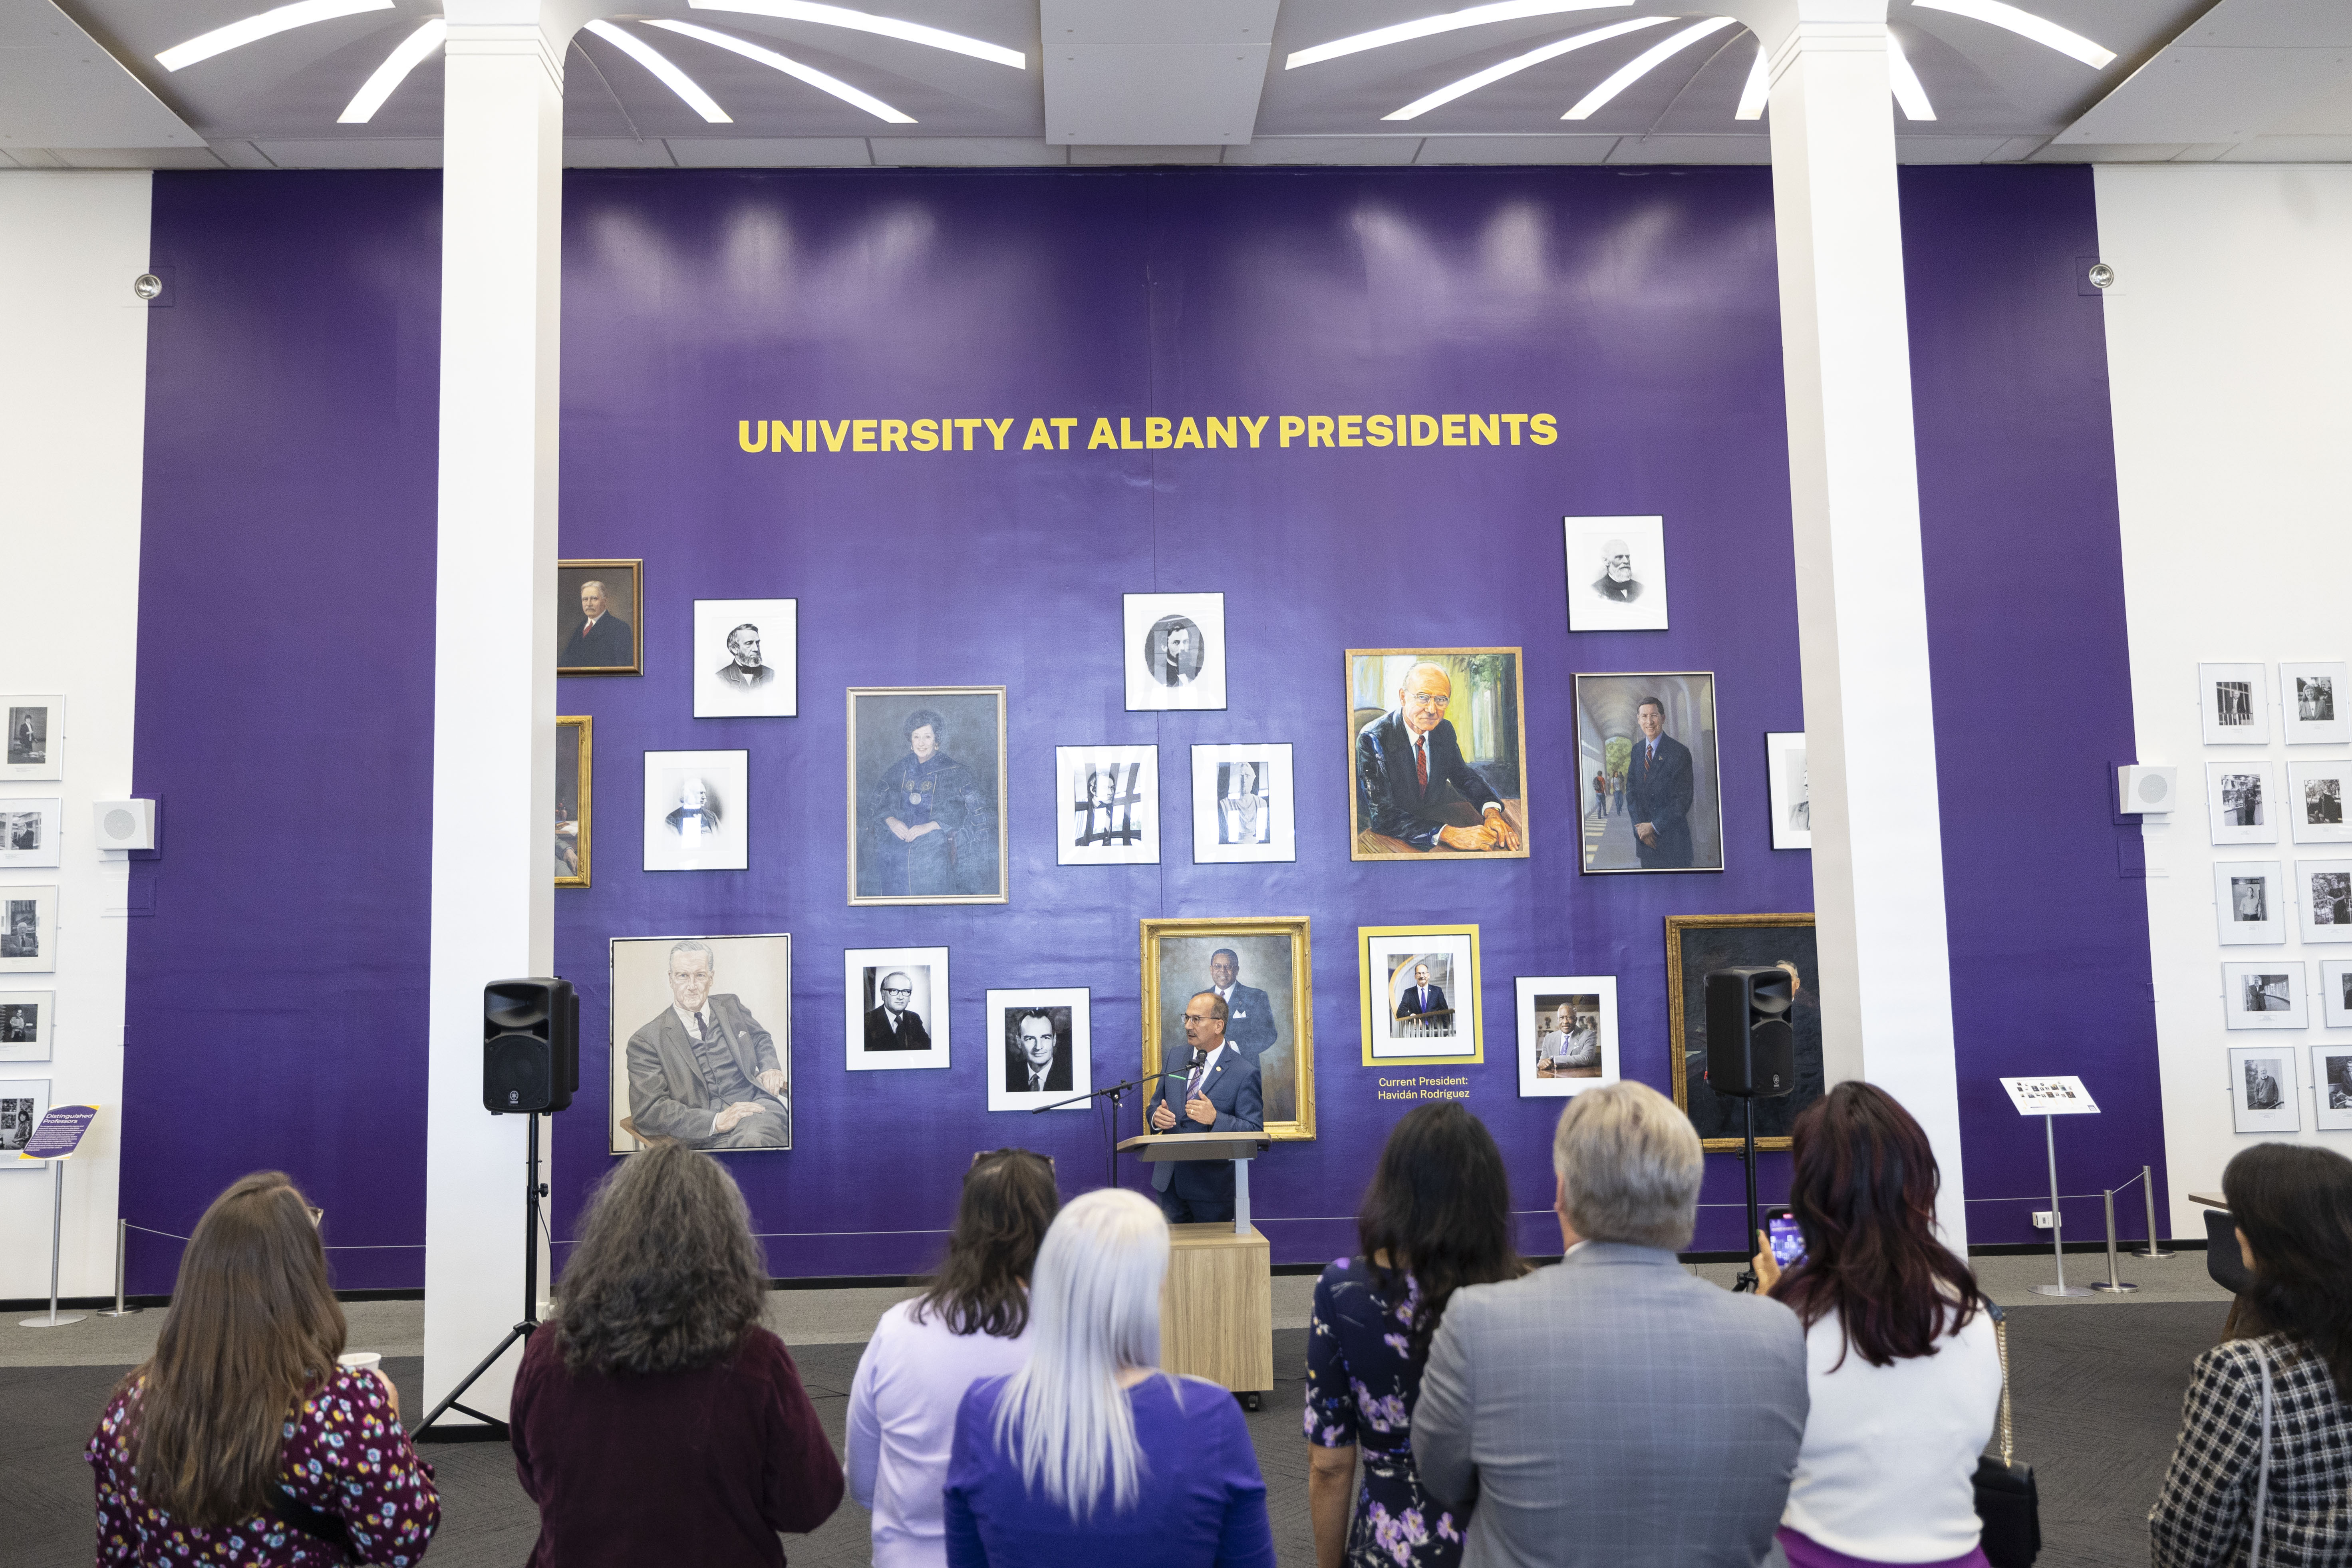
left=1397, top=984, right=1450, bottom=1020
left=1627, top=732, right=1696, bottom=868
left=1355, top=709, right=1504, bottom=851
left=1146, top=1048, right=1264, bottom=1204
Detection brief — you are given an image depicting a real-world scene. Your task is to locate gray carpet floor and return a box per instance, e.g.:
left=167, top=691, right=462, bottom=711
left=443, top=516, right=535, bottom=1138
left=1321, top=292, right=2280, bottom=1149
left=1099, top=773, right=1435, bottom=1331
left=0, top=1307, right=2224, bottom=1568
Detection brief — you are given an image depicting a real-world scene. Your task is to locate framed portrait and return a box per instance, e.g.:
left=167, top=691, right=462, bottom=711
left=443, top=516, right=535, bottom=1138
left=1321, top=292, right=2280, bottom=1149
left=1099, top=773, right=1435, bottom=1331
left=609, top=934, right=791, bottom=1155
left=1124, top=592, right=1226, bottom=712
left=987, top=988, right=1091, bottom=1111
left=556, top=717, right=590, bottom=888
left=2223, top=961, right=2307, bottom=1030
left=845, top=946, right=950, bottom=1071
left=1668, top=913, right=1822, bottom=1150
left=557, top=560, right=642, bottom=676
left=642, top=749, right=749, bottom=872
left=2207, top=761, right=2279, bottom=846
left=2295, top=859, right=2352, bottom=943
left=1515, top=976, right=1617, bottom=1097
left=0, top=797, right=62, bottom=868
left=2, top=697, right=62, bottom=780
left=848, top=688, right=1007, bottom=905
left=2213, top=861, right=2284, bottom=945
left=2287, top=761, right=2352, bottom=844
left=2312, top=1044, right=2352, bottom=1131
left=693, top=598, right=797, bottom=719
left=1765, top=732, right=1810, bottom=851
left=2228, top=1045, right=2301, bottom=1133
left=1190, top=743, right=1295, bottom=864
left=0, top=1078, right=51, bottom=1158
left=2280, top=661, right=2348, bottom=745
left=2199, top=662, right=2268, bottom=745
left=1575, top=672, right=1724, bottom=874
left=2324, top=960, right=2352, bottom=1027
left=1562, top=515, right=1668, bottom=633
left=1359, top=924, right=1482, bottom=1067
left=1057, top=745, right=1159, bottom=866
left=0, top=886, right=58, bottom=974
left=1141, top=916, right=1314, bottom=1139
left=0, top=992, right=52, bottom=1062
left=1347, top=648, right=1529, bottom=861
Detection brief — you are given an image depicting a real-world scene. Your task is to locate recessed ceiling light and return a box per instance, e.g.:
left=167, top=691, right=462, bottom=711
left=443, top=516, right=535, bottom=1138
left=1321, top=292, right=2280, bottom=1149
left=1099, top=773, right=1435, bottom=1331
left=1910, top=0, right=2114, bottom=68
left=1288, top=0, right=1634, bottom=70
left=647, top=20, right=916, bottom=123
left=1561, top=16, right=1733, bottom=119
left=157, top=0, right=391, bottom=72
left=1383, top=18, right=1671, bottom=121
left=1733, top=39, right=1767, bottom=119
left=686, top=0, right=1024, bottom=70
left=583, top=20, right=732, bottom=123
left=1886, top=32, right=1935, bottom=120
left=338, top=17, right=444, bottom=123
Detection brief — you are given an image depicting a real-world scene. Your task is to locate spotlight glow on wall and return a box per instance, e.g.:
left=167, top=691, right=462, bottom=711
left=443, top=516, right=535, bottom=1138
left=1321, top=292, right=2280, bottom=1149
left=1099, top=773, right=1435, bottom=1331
left=647, top=20, right=916, bottom=123
left=1561, top=15, right=1733, bottom=119
left=1734, top=39, right=1767, bottom=119
left=338, top=18, right=446, bottom=124
left=1288, top=0, right=1634, bottom=70
left=1910, top=0, right=2114, bottom=68
left=1886, top=33, right=1935, bottom=120
left=584, top=20, right=732, bottom=123
left=157, top=0, right=392, bottom=72
left=686, top=0, right=1024, bottom=69
left=1383, top=18, right=1671, bottom=120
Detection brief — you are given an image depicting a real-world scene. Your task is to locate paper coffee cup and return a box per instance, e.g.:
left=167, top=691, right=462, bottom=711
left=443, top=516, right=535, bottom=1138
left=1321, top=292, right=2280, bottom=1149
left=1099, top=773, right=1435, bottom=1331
left=339, top=1351, right=382, bottom=1373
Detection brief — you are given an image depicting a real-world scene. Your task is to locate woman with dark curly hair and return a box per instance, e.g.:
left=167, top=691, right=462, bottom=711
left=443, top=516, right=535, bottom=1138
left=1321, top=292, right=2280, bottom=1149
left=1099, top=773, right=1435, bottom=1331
left=511, top=1138, right=842, bottom=1567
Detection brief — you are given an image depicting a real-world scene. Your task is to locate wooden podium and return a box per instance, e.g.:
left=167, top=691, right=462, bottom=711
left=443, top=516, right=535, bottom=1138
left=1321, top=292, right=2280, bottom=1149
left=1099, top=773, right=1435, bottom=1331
left=1118, top=1132, right=1274, bottom=1401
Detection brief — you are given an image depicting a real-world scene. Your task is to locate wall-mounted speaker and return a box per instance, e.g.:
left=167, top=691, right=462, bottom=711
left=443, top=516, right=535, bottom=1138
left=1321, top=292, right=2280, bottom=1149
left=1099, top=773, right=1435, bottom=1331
left=92, top=798, right=160, bottom=857
left=2118, top=765, right=2177, bottom=815
left=483, top=978, right=578, bottom=1115
left=1703, top=966, right=1796, bottom=1099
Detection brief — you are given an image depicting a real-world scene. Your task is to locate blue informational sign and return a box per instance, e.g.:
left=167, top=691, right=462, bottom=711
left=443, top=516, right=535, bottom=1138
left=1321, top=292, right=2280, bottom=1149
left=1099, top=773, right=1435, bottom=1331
left=21, top=1104, right=98, bottom=1161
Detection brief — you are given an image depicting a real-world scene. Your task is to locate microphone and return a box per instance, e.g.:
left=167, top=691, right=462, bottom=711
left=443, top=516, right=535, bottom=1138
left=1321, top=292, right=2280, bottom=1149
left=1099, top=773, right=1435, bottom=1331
left=1188, top=1048, right=1208, bottom=1072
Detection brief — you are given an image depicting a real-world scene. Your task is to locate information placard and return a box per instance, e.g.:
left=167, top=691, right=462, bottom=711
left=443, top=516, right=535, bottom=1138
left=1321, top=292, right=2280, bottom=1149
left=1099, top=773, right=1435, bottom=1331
left=20, top=1103, right=98, bottom=1161
left=1998, top=1076, right=2099, bottom=1116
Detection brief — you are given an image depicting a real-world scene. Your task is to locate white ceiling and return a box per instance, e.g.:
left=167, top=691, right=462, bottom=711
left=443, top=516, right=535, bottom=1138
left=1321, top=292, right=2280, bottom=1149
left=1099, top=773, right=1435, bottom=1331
left=2, top=0, right=2348, bottom=169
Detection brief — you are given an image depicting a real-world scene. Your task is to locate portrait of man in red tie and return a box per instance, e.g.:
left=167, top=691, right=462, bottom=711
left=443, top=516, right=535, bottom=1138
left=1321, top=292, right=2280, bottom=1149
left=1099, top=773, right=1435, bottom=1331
left=556, top=560, right=642, bottom=675
left=1349, top=649, right=1529, bottom=860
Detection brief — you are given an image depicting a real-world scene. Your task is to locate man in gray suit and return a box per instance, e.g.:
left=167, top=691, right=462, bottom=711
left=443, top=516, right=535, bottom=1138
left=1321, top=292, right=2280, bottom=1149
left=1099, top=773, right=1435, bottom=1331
left=626, top=940, right=789, bottom=1150
left=1413, top=1081, right=1807, bottom=1567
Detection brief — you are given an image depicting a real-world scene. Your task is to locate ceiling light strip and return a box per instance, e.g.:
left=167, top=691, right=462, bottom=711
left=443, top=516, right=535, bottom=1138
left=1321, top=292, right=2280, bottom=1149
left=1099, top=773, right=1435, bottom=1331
left=1562, top=16, right=1734, bottom=119
left=1383, top=18, right=1672, bottom=121
left=1733, top=38, right=1767, bottom=119
left=1885, top=33, right=1935, bottom=120
left=1291, top=0, right=1635, bottom=70
left=648, top=20, right=915, bottom=123
left=1909, top=0, right=2114, bottom=68
left=338, top=18, right=447, bottom=124
left=686, top=0, right=1023, bottom=70
left=584, top=20, right=733, bottom=123
left=157, top=0, right=392, bottom=72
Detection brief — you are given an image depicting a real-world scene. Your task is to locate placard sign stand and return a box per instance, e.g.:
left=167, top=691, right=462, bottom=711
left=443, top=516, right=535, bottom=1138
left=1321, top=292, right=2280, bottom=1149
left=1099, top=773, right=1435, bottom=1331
left=1998, top=1077, right=2099, bottom=1298
left=18, top=1103, right=101, bottom=1329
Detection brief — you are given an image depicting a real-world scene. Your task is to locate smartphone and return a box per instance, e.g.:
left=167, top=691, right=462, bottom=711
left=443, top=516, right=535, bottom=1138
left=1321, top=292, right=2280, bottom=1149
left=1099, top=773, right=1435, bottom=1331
left=1764, top=1207, right=1806, bottom=1268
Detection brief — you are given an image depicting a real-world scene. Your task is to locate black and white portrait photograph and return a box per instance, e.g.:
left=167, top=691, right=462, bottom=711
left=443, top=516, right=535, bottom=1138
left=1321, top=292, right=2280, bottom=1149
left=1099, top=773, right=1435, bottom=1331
left=1358, top=925, right=1480, bottom=1066
left=1765, top=731, right=1809, bottom=851
left=985, top=987, right=1091, bottom=1111
left=2199, top=662, right=2269, bottom=745
left=2, top=696, right=62, bottom=781
left=2287, top=761, right=2352, bottom=845
left=557, top=560, right=642, bottom=676
left=848, top=688, right=1007, bottom=905
left=1348, top=649, right=1530, bottom=861
left=1562, top=515, right=1669, bottom=633
left=641, top=749, right=749, bottom=872
left=2223, top=960, right=2307, bottom=1030
left=1142, top=917, right=1315, bottom=1139
left=0, top=886, right=57, bottom=974
left=1123, top=592, right=1227, bottom=712
left=1515, top=975, right=1617, bottom=1098
left=1190, top=744, right=1296, bottom=864
left=693, top=598, right=797, bottom=719
left=0, top=1078, right=52, bottom=1154
left=2312, top=1046, right=2352, bottom=1131
left=844, top=946, right=950, bottom=1072
left=2207, top=761, right=2280, bottom=846
left=608, top=934, right=791, bottom=1155
left=2213, top=861, right=2284, bottom=945
left=1056, top=745, right=1158, bottom=866
left=2228, top=1045, right=2300, bottom=1134
left=2324, top=960, right=2352, bottom=1028
left=0, top=991, right=52, bottom=1063
left=1575, top=672, right=1725, bottom=874
left=2280, top=661, right=2348, bottom=745
left=556, top=717, right=590, bottom=888
left=2295, top=859, right=2352, bottom=943
left=0, top=797, right=61, bottom=868
left=1669, top=914, right=1824, bottom=1150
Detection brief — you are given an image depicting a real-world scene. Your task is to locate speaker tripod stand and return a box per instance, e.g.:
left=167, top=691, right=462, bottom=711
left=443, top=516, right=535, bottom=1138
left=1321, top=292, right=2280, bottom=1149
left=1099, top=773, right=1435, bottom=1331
left=415, top=1111, right=546, bottom=1442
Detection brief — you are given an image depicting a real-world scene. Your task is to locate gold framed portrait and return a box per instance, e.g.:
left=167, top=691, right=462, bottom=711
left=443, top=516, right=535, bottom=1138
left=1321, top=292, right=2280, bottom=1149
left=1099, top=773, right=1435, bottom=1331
left=556, top=715, right=591, bottom=888
left=1665, top=912, right=1824, bottom=1151
left=557, top=559, right=643, bottom=676
left=1346, top=648, right=1531, bottom=861
left=1359, top=923, right=1484, bottom=1067
left=1140, top=916, right=1314, bottom=1141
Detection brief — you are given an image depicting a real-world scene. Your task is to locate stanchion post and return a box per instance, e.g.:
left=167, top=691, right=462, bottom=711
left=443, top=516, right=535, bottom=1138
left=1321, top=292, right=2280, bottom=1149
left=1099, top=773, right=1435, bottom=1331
left=2030, top=1111, right=2092, bottom=1298
left=20, top=1159, right=89, bottom=1328
left=2091, top=1187, right=2137, bottom=1293
left=2139, top=1164, right=2173, bottom=1259
left=96, top=1216, right=141, bottom=1318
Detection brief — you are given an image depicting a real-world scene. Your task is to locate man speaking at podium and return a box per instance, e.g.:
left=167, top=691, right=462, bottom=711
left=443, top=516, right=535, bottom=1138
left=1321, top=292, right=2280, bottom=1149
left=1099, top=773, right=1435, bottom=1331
left=1146, top=990, right=1264, bottom=1224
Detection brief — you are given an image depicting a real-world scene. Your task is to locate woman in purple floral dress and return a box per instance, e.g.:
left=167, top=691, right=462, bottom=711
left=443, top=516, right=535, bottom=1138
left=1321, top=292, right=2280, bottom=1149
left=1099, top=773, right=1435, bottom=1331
left=1304, top=1105, right=1523, bottom=1568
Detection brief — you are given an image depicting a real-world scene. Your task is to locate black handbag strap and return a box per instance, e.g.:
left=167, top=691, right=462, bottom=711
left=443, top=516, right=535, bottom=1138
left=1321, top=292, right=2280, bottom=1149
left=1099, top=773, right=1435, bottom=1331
left=267, top=1486, right=355, bottom=1558
left=1989, top=1301, right=2014, bottom=1467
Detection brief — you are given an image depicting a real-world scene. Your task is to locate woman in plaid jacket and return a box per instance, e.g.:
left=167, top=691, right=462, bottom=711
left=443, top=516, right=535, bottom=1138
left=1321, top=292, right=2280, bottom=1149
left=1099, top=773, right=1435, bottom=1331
left=2150, top=1143, right=2352, bottom=1567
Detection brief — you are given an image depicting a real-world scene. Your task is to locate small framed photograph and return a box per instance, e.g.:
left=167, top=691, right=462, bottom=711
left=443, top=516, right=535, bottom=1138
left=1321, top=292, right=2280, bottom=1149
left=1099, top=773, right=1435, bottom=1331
left=1515, top=976, right=1617, bottom=1097
left=2287, top=761, right=2352, bottom=844
left=693, top=598, right=797, bottom=718
left=1360, top=924, right=1482, bottom=1066
left=2228, top=1045, right=2301, bottom=1133
left=2313, top=1044, right=2352, bottom=1131
left=1563, top=515, right=1669, bottom=632
left=643, top=749, right=749, bottom=872
left=1574, top=672, right=1724, bottom=872
left=1124, top=592, right=1227, bottom=711
left=1765, top=732, right=1809, bottom=851
left=556, top=717, right=591, bottom=888
left=2280, top=661, right=2348, bottom=745
left=2200, top=662, right=2269, bottom=745
left=986, top=988, right=1091, bottom=1110
left=0, top=1078, right=52, bottom=1157
left=1057, top=745, right=1159, bottom=866
left=1141, top=917, right=1314, bottom=1139
left=0, top=992, right=52, bottom=1062
left=0, top=887, right=58, bottom=974
left=849, top=688, right=1007, bottom=905
left=2, top=697, right=62, bottom=780
left=609, top=934, right=791, bottom=1154
left=845, top=946, right=950, bottom=1071
left=2207, top=762, right=2279, bottom=845
left=2213, top=861, right=2285, bottom=945
left=1349, top=648, right=1531, bottom=860
left=2295, top=859, right=2352, bottom=943
left=557, top=560, right=642, bottom=676
left=0, top=798, right=62, bottom=868
left=2223, top=961, right=2307, bottom=1029
left=2322, top=960, right=2352, bottom=1027
left=1190, top=744, right=1296, bottom=864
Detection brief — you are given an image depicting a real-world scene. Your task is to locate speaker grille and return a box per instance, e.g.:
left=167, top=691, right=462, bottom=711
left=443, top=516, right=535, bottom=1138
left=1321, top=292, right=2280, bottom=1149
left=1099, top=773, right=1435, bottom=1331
left=485, top=1030, right=552, bottom=1111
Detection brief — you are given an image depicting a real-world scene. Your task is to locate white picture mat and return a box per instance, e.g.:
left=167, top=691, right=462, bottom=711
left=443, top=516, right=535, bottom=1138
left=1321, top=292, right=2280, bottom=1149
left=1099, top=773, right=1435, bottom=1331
left=0, top=1077, right=52, bottom=1159
left=985, top=987, right=1091, bottom=1111
left=2294, top=859, right=2352, bottom=943
left=0, top=797, right=62, bottom=868
left=1056, top=745, right=1160, bottom=866
left=2322, top=961, right=2352, bottom=1028
left=2207, top=761, right=2280, bottom=845
left=1366, top=932, right=1478, bottom=1061
left=1998, top=1075, right=2101, bottom=1115
left=2287, top=761, right=2352, bottom=844
left=2228, top=1045, right=2301, bottom=1133
left=1, top=696, right=62, bottom=781
left=1765, top=732, right=1810, bottom=851
left=2213, top=861, right=2285, bottom=945
left=2280, top=661, right=2348, bottom=745
left=2312, top=1044, right=2352, bottom=1131
left=642, top=749, right=750, bottom=872
left=844, top=946, right=950, bottom=1071
left=693, top=598, right=798, bottom=718
left=0, top=990, right=51, bottom=1062
left=0, top=885, right=58, bottom=974
left=2199, top=662, right=2269, bottom=745
left=2223, top=961, right=2308, bottom=1029
left=608, top=933, right=792, bottom=1155
left=1514, top=975, right=1617, bottom=1097
left=1190, top=744, right=1296, bottom=864
left=1123, top=592, right=1228, bottom=711
left=1563, top=515, right=1669, bottom=632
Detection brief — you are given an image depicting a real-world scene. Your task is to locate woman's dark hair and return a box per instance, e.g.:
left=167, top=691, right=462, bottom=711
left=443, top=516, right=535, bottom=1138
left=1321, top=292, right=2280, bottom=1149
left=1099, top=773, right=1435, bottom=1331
left=2224, top=1142, right=2352, bottom=1400
left=1771, top=1082, right=1988, bottom=1367
left=128, top=1173, right=346, bottom=1527
left=913, top=1149, right=1060, bottom=1337
left=904, top=708, right=946, bottom=743
left=555, top=1139, right=769, bottom=1375
left=1357, top=1104, right=1521, bottom=1366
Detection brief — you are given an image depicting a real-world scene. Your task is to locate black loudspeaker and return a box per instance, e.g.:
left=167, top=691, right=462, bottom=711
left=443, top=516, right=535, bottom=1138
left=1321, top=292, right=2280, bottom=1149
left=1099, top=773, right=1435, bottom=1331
left=1703, top=966, right=1795, bottom=1098
left=483, top=978, right=578, bottom=1114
